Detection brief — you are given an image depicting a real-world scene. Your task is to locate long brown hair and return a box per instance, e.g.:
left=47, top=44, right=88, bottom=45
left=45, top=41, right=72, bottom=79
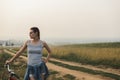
left=30, top=27, right=40, bottom=39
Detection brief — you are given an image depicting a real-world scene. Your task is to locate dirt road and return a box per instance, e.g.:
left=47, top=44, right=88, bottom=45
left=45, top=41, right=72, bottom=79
left=50, top=58, right=120, bottom=76
left=3, top=49, right=116, bottom=80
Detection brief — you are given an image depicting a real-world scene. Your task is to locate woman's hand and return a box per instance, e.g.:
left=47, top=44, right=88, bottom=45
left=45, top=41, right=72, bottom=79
left=42, top=58, right=48, bottom=63
left=5, top=59, right=13, bottom=65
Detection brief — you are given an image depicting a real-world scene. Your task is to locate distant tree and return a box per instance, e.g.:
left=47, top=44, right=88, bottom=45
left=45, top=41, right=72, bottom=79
left=0, top=43, right=2, bottom=46
left=11, top=43, right=14, bottom=46
left=5, top=42, right=8, bottom=46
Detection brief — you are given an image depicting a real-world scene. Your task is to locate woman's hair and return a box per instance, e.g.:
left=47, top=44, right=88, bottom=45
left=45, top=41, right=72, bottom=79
left=30, top=27, right=40, bottom=39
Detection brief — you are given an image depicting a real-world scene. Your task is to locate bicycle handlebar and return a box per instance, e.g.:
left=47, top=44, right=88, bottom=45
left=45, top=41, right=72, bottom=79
left=4, top=64, right=20, bottom=80
left=5, top=64, right=15, bottom=74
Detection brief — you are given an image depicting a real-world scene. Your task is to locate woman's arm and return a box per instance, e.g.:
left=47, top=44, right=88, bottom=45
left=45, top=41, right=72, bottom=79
left=6, top=41, right=28, bottom=64
left=43, top=41, right=52, bottom=63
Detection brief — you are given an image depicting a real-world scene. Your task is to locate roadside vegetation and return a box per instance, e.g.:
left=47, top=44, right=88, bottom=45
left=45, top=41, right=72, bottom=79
left=48, top=70, right=76, bottom=80
left=44, top=42, right=120, bottom=69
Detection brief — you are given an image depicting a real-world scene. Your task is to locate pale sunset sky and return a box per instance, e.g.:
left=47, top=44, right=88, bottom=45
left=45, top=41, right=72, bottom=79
left=0, top=0, right=120, bottom=43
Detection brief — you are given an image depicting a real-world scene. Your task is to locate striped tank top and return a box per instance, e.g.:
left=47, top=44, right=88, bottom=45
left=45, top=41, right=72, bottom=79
left=27, top=40, right=43, bottom=66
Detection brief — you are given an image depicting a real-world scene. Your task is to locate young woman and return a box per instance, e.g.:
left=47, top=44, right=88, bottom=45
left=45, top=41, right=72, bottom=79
left=6, top=27, right=51, bottom=80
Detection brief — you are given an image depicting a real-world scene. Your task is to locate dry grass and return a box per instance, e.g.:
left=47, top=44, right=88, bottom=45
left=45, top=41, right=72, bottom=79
left=43, top=43, right=120, bottom=68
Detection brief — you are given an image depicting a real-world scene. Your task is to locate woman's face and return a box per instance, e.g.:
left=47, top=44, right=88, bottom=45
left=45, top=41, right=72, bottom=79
left=29, top=29, right=38, bottom=39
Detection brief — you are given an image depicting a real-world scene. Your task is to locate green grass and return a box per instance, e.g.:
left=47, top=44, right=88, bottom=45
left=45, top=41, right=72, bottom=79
left=0, top=52, right=26, bottom=80
left=63, top=74, right=76, bottom=80
left=50, top=70, right=59, bottom=75
left=48, top=70, right=77, bottom=80
left=0, top=52, right=12, bottom=79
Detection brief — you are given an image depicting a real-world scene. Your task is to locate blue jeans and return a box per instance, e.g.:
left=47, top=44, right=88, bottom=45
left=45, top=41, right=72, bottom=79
left=24, top=62, right=49, bottom=80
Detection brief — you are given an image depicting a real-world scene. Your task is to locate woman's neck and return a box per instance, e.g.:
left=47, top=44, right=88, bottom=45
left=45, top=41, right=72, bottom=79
left=32, top=37, right=40, bottom=42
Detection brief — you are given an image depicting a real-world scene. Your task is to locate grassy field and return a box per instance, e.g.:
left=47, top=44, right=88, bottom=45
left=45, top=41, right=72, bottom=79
left=8, top=42, right=120, bottom=69
left=43, top=42, right=120, bottom=69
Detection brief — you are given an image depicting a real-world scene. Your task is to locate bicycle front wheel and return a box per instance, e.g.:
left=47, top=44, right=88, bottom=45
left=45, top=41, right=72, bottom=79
left=10, top=74, right=20, bottom=80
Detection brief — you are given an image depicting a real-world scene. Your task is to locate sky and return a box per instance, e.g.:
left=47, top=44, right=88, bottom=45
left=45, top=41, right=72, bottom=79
left=0, top=0, right=120, bottom=43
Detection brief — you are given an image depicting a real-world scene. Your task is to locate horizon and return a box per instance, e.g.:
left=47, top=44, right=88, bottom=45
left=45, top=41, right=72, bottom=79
left=0, top=37, right=120, bottom=45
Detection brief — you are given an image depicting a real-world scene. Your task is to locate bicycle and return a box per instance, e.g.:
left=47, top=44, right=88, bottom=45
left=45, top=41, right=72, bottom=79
left=2, top=64, right=20, bottom=80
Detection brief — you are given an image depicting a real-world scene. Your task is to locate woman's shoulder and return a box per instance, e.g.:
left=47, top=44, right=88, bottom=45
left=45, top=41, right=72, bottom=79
left=40, top=40, right=47, bottom=47
left=40, top=40, right=46, bottom=43
left=24, top=40, right=31, bottom=44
